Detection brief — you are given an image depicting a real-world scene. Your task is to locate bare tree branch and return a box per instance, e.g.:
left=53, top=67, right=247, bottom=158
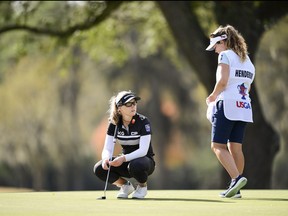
left=0, top=1, right=123, bottom=37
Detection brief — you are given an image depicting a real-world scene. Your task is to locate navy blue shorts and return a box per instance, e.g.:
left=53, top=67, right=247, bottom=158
left=211, top=100, right=247, bottom=144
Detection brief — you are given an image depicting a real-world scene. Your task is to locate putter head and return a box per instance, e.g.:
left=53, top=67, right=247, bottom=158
left=97, top=196, right=106, bottom=200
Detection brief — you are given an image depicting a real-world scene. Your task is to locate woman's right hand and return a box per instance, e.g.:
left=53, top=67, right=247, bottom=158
left=206, top=94, right=216, bottom=105
left=102, top=159, right=110, bottom=170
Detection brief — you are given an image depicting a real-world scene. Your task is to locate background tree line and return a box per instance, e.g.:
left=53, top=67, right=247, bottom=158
left=0, top=1, right=287, bottom=191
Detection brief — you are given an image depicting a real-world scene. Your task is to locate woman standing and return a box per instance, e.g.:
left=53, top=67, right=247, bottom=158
left=205, top=25, right=255, bottom=198
left=93, top=90, right=155, bottom=199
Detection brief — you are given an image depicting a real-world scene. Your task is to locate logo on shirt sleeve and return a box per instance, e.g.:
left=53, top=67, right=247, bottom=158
left=145, top=124, right=151, bottom=132
left=220, top=54, right=224, bottom=61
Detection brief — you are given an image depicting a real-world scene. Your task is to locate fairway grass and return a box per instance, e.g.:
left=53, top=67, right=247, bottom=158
left=0, top=190, right=287, bottom=216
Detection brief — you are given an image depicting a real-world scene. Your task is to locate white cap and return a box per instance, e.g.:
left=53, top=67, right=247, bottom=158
left=205, top=34, right=227, bottom=51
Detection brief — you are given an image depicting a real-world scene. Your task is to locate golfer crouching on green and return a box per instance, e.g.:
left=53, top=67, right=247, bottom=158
left=93, top=90, right=156, bottom=199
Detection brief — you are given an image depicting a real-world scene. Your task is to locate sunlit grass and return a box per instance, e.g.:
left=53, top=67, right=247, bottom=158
left=0, top=190, right=287, bottom=216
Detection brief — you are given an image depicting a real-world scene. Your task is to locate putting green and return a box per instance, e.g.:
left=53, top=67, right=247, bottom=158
left=0, top=190, right=287, bottom=216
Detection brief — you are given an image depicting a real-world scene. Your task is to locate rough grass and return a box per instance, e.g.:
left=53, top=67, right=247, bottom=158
left=0, top=190, right=287, bottom=216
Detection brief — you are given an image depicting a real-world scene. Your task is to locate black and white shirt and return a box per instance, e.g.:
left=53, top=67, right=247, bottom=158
left=102, top=113, right=155, bottom=162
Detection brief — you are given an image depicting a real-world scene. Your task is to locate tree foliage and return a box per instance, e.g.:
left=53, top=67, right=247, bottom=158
left=0, top=1, right=287, bottom=190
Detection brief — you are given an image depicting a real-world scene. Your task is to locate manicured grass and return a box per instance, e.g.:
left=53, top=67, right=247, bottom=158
left=0, top=190, right=287, bottom=216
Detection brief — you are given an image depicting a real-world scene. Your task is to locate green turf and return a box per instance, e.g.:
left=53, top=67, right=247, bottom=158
left=0, top=190, right=287, bottom=216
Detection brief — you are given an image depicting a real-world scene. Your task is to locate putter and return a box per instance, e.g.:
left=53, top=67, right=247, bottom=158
left=98, top=125, right=118, bottom=200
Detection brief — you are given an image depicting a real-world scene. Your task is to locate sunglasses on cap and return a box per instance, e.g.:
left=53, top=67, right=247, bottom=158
left=124, top=101, right=137, bottom=107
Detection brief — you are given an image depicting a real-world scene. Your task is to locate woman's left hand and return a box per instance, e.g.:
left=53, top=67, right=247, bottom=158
left=109, top=155, right=126, bottom=167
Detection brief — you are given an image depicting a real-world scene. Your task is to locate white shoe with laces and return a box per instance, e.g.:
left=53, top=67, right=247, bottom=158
left=117, top=182, right=135, bottom=199
left=132, top=185, right=147, bottom=199
left=220, top=190, right=242, bottom=198
left=224, top=176, right=247, bottom=198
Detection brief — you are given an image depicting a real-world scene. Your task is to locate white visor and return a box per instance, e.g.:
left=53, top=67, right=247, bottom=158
left=205, top=34, right=227, bottom=51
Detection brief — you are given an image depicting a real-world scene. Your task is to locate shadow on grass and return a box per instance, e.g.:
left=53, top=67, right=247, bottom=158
left=122, top=197, right=288, bottom=202
left=135, top=198, right=226, bottom=202
left=244, top=198, right=288, bottom=202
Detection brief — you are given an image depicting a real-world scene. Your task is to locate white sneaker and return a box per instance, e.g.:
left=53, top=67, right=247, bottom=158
left=224, top=176, right=247, bottom=198
left=132, top=185, right=147, bottom=199
left=220, top=190, right=242, bottom=198
left=117, top=182, right=135, bottom=199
